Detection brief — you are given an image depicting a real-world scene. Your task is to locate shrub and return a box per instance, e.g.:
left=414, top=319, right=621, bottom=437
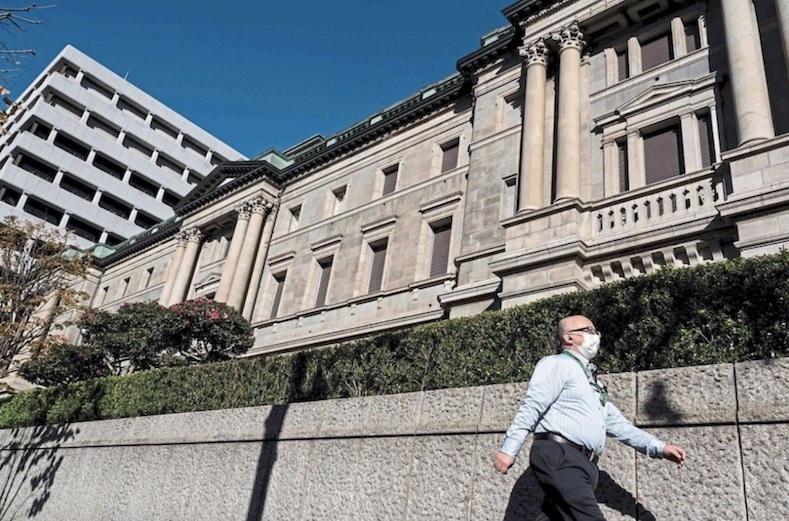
left=167, top=299, right=253, bottom=363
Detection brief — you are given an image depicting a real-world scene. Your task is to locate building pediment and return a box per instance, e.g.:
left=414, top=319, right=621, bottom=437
left=193, top=271, right=222, bottom=291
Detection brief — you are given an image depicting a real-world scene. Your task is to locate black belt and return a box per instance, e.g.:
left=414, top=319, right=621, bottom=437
left=534, top=432, right=599, bottom=463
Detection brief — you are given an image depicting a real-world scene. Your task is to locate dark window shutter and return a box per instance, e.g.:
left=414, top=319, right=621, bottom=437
left=382, top=166, right=398, bottom=196
left=429, top=222, right=452, bottom=277
left=618, top=141, right=629, bottom=192
left=368, top=240, right=388, bottom=293
left=270, top=272, right=286, bottom=319
left=617, top=50, right=629, bottom=81
left=698, top=113, right=714, bottom=168
left=641, top=33, right=672, bottom=71
left=644, top=125, right=683, bottom=184
left=441, top=140, right=459, bottom=173
left=685, top=21, right=700, bottom=52
left=315, top=258, right=333, bottom=307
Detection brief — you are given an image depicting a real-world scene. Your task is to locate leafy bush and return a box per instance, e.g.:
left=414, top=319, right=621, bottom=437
left=2, top=252, right=788, bottom=428
left=167, top=299, right=253, bottom=363
left=20, top=341, right=107, bottom=386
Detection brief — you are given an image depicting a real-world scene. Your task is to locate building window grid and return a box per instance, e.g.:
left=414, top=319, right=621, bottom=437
left=429, top=219, right=452, bottom=278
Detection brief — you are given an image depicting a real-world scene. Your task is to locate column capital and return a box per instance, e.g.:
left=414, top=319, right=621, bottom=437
left=183, top=227, right=203, bottom=244
left=552, top=22, right=585, bottom=52
left=175, top=230, right=190, bottom=247
left=249, top=195, right=272, bottom=215
left=235, top=201, right=252, bottom=221
left=518, top=39, right=549, bottom=67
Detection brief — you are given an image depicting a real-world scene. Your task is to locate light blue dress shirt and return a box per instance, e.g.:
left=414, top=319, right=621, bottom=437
left=500, top=350, right=666, bottom=460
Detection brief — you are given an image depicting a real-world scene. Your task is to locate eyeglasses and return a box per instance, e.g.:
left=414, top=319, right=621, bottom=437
left=567, top=326, right=601, bottom=336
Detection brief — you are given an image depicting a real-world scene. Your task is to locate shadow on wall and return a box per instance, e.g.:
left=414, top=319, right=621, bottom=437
left=0, top=424, right=78, bottom=520
left=245, top=404, right=288, bottom=521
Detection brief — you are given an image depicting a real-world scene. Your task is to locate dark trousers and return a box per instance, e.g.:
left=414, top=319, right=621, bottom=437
left=529, top=439, right=604, bottom=521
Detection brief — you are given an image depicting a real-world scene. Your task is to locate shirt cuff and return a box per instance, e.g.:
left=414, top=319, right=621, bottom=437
left=647, top=439, right=667, bottom=458
left=499, top=436, right=525, bottom=460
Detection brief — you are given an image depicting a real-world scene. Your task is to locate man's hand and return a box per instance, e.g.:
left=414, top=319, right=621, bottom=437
left=663, top=445, right=686, bottom=468
left=493, top=451, right=515, bottom=474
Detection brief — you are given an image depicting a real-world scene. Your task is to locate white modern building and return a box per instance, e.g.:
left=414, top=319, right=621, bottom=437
left=0, top=45, right=245, bottom=247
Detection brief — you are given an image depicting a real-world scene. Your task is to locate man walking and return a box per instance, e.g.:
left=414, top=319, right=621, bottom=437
left=493, top=315, right=686, bottom=520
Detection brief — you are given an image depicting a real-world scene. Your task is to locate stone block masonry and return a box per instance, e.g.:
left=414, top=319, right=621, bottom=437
left=0, top=358, right=786, bottom=520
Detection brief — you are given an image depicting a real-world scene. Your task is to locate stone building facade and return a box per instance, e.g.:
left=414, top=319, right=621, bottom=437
left=85, top=0, right=789, bottom=355
left=0, top=46, right=244, bottom=248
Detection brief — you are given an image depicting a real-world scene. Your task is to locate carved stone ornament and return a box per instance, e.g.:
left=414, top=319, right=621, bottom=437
left=184, top=227, right=204, bottom=243
left=250, top=195, right=272, bottom=215
left=552, top=22, right=585, bottom=51
left=235, top=201, right=253, bottom=220
left=518, top=40, right=549, bottom=66
left=175, top=230, right=189, bottom=247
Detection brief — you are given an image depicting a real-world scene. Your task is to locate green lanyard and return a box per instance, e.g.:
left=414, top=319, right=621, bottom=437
left=562, top=351, right=608, bottom=406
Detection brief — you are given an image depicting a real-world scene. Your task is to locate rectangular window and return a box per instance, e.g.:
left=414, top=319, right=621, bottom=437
left=270, top=272, right=287, bottom=319
left=129, top=172, right=159, bottom=197
left=117, top=96, right=147, bottom=120
left=368, top=239, right=388, bottom=293
left=440, top=139, right=460, bottom=173
left=157, top=154, right=184, bottom=176
left=617, top=49, right=629, bottom=81
left=162, top=190, right=181, bottom=208
left=49, top=93, right=83, bottom=118
left=382, top=165, right=398, bottom=196
left=105, top=233, right=125, bottom=246
left=54, top=133, right=90, bottom=160
left=315, top=257, right=333, bottom=307
left=81, top=75, right=114, bottom=100
left=641, top=32, right=672, bottom=71
left=0, top=185, right=22, bottom=206
left=698, top=112, right=715, bottom=168
left=98, top=194, right=132, bottom=219
left=644, top=124, right=683, bottom=185
left=28, top=120, right=52, bottom=140
left=141, top=267, right=154, bottom=290
left=67, top=216, right=102, bottom=242
left=24, top=197, right=63, bottom=225
left=60, top=174, right=96, bottom=201
left=150, top=117, right=179, bottom=139
left=121, top=277, right=131, bottom=297
left=617, top=140, right=629, bottom=192
left=429, top=220, right=452, bottom=277
left=135, top=211, right=158, bottom=229
left=288, top=205, right=301, bottom=232
left=332, top=186, right=346, bottom=215
left=182, top=136, right=208, bottom=157
left=18, top=154, right=57, bottom=182
left=187, top=172, right=203, bottom=184
left=685, top=20, right=701, bottom=53
left=123, top=135, right=153, bottom=157
left=87, top=115, right=120, bottom=140
left=93, top=154, right=126, bottom=179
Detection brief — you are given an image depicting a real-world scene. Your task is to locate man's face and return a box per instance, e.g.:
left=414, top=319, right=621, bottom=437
left=562, top=316, right=597, bottom=349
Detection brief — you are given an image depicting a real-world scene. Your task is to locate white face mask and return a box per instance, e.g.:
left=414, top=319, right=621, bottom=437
left=577, top=332, right=601, bottom=360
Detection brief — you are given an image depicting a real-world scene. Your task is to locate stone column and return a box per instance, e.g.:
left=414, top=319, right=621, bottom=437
left=214, top=202, right=252, bottom=303
left=553, top=23, right=585, bottom=202
left=242, top=207, right=276, bottom=319
left=158, top=231, right=188, bottom=306
left=227, top=196, right=269, bottom=310
left=517, top=40, right=550, bottom=212
left=168, top=227, right=203, bottom=305
left=776, top=0, right=789, bottom=80
left=720, top=0, right=774, bottom=146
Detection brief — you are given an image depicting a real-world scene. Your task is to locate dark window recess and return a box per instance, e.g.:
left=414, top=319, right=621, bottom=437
left=105, top=233, right=125, bottom=246
left=182, top=136, right=208, bottom=157
left=618, top=141, right=629, bottom=192
left=93, top=154, right=126, bottom=179
left=641, top=32, right=672, bottom=71
left=98, top=194, right=132, bottom=219
left=0, top=185, right=21, bottom=206
left=270, top=272, right=287, bottom=319
left=117, top=97, right=147, bottom=119
left=698, top=113, right=715, bottom=168
left=129, top=173, right=159, bottom=197
left=617, top=50, right=629, bottom=81
left=23, top=198, right=63, bottom=225
left=162, top=190, right=181, bottom=208
left=25, top=120, right=52, bottom=140
left=87, top=115, right=120, bottom=139
left=382, top=165, right=398, bottom=196
left=156, top=154, right=184, bottom=175
left=60, top=175, right=96, bottom=201
left=151, top=117, right=179, bottom=139
left=123, top=135, right=153, bottom=157
left=440, top=139, right=460, bottom=173
left=80, top=76, right=114, bottom=99
left=211, top=154, right=226, bottom=166
left=187, top=172, right=203, bottom=184
left=429, top=220, right=452, bottom=277
left=685, top=21, right=701, bottom=53
left=60, top=63, right=78, bottom=78
left=644, top=124, right=684, bottom=185
left=368, top=239, right=388, bottom=293
left=315, top=257, right=333, bottom=307
left=49, top=94, right=84, bottom=118
left=67, top=217, right=101, bottom=242
left=54, top=134, right=90, bottom=160
left=18, top=154, right=57, bottom=182
left=134, top=211, right=158, bottom=229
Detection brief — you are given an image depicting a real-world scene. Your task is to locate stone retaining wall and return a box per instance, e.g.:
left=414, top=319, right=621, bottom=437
left=0, top=358, right=786, bottom=520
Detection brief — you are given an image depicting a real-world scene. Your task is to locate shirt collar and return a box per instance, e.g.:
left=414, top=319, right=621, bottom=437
left=563, top=349, right=589, bottom=366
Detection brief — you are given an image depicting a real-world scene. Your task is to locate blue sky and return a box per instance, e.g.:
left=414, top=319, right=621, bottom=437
left=2, top=1, right=514, bottom=158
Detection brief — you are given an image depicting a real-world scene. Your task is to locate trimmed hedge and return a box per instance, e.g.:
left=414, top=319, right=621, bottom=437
left=1, top=252, right=788, bottom=428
